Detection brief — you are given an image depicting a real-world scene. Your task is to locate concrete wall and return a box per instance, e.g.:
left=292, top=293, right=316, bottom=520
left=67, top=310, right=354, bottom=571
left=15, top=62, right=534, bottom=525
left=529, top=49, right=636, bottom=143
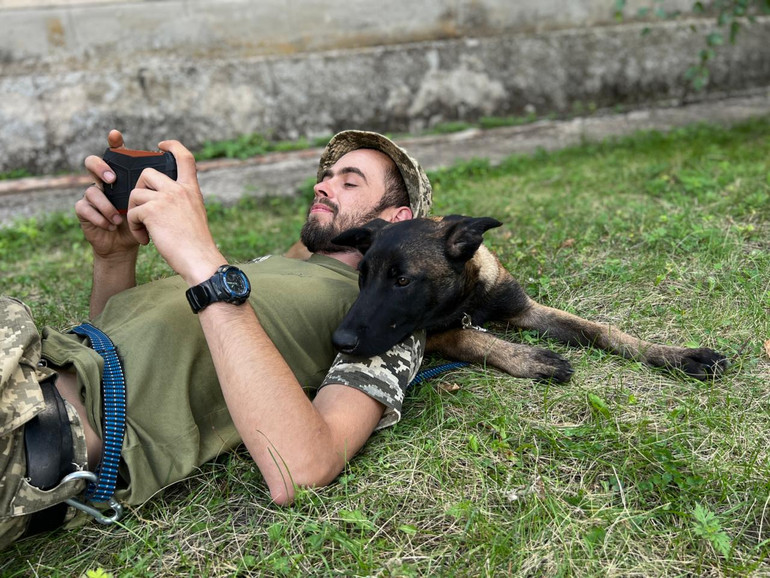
left=1, top=0, right=769, bottom=174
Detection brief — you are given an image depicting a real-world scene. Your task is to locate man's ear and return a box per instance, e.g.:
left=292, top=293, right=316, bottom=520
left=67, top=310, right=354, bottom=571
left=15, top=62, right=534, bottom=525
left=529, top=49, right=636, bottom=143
left=332, top=218, right=390, bottom=255
left=444, top=216, right=503, bottom=262
left=389, top=206, right=413, bottom=223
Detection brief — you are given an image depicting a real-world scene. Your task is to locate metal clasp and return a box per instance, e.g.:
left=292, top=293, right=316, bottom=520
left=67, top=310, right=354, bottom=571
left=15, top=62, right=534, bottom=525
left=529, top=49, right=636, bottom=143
left=61, top=471, right=123, bottom=524
left=461, top=312, right=488, bottom=332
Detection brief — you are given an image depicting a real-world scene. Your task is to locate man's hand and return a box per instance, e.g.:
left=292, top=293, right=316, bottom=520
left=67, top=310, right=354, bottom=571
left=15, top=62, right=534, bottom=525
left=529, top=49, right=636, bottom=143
left=77, top=130, right=140, bottom=262
left=79, top=129, right=142, bottom=317
left=126, top=140, right=225, bottom=285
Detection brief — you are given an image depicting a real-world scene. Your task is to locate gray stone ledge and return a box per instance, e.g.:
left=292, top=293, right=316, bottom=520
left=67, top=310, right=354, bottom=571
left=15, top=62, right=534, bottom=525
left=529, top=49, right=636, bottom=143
left=2, top=89, right=767, bottom=228
left=1, top=16, right=769, bottom=175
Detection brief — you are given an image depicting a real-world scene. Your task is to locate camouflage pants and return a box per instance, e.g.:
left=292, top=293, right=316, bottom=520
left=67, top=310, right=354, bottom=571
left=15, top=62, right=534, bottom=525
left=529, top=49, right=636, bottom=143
left=0, top=297, right=89, bottom=550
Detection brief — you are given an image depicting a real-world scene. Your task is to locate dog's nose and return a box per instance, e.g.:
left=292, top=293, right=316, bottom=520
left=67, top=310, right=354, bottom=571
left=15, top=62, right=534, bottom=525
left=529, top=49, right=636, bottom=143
left=333, top=329, right=360, bottom=354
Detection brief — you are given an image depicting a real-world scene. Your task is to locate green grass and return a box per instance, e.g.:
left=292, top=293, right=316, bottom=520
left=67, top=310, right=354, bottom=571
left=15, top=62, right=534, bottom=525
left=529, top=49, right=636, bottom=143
left=195, top=134, right=333, bottom=161
left=1, top=119, right=769, bottom=576
left=0, top=168, right=33, bottom=180
left=192, top=113, right=549, bottom=163
left=0, top=111, right=607, bottom=179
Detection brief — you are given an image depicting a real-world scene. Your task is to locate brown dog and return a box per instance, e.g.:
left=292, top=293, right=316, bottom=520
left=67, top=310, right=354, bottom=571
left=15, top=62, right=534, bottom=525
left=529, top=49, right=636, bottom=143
left=331, top=215, right=728, bottom=383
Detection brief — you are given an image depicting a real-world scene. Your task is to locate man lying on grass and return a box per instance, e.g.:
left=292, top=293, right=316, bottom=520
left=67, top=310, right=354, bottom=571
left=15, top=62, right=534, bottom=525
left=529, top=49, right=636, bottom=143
left=0, top=129, right=432, bottom=548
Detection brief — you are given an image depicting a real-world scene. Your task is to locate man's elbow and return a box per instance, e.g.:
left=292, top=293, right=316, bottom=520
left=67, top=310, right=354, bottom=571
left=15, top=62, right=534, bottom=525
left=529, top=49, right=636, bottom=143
left=266, top=459, right=343, bottom=506
left=270, top=486, right=295, bottom=507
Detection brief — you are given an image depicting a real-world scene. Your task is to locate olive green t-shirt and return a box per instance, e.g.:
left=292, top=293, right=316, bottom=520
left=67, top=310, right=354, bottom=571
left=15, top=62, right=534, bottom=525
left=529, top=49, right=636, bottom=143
left=40, top=254, right=423, bottom=504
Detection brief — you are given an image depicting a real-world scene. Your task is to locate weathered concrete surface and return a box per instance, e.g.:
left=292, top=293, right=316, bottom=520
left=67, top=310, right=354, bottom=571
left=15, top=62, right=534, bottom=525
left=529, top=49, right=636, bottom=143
left=1, top=88, right=767, bottom=227
left=1, top=0, right=769, bottom=175
left=2, top=0, right=693, bottom=63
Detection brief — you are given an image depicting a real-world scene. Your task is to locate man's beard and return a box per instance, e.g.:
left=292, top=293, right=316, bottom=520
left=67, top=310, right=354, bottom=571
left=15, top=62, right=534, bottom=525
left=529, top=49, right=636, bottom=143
left=300, top=200, right=381, bottom=253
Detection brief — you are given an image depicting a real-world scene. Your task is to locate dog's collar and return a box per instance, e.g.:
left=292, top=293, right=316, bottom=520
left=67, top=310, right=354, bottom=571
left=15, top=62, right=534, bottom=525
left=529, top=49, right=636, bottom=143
left=461, top=312, right=488, bottom=332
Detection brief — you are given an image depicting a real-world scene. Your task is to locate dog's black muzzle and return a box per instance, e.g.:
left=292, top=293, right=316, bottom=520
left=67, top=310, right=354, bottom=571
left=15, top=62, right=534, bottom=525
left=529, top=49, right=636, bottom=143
left=332, top=328, right=361, bottom=355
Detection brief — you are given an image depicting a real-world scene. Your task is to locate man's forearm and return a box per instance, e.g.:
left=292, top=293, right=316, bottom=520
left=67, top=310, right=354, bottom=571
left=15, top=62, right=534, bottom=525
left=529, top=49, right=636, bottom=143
left=197, top=302, right=381, bottom=504
left=89, top=254, right=137, bottom=318
left=199, top=303, right=338, bottom=496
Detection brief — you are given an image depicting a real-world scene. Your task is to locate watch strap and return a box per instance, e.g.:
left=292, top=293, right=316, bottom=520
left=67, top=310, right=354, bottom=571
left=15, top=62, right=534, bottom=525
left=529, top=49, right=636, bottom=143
left=185, top=265, right=250, bottom=314
left=186, top=280, right=217, bottom=313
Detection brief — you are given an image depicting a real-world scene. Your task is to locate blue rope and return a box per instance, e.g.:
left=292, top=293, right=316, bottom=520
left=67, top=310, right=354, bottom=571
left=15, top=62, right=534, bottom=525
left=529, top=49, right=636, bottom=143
left=68, top=323, right=461, bottom=500
left=408, top=361, right=470, bottom=389
left=70, top=323, right=126, bottom=503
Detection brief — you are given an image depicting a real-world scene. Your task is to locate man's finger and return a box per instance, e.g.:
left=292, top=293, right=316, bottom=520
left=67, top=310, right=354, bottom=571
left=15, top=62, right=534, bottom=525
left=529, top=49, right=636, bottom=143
left=84, top=154, right=117, bottom=185
left=107, top=129, right=126, bottom=150
left=75, top=197, right=116, bottom=231
left=125, top=203, right=151, bottom=245
left=133, top=168, right=174, bottom=193
left=126, top=187, right=154, bottom=211
left=82, top=184, right=123, bottom=225
left=158, top=140, right=197, bottom=184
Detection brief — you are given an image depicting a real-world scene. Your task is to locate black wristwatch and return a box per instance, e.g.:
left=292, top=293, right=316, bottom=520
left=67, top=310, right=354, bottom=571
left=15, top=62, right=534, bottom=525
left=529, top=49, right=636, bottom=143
left=185, top=265, right=252, bottom=314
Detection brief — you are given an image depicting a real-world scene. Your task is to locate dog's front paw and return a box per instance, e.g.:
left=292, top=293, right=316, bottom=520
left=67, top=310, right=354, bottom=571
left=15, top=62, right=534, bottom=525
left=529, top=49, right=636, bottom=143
left=532, top=349, right=574, bottom=384
left=675, top=347, right=729, bottom=380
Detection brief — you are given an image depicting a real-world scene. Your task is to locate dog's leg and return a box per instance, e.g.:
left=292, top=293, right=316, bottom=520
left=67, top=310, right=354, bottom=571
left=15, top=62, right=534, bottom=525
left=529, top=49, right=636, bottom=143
left=508, top=300, right=728, bottom=380
left=427, top=329, right=574, bottom=383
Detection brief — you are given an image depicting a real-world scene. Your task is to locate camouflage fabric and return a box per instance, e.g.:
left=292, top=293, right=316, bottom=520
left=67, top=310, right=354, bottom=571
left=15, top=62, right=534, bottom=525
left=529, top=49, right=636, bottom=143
left=0, top=297, right=88, bottom=550
left=317, top=130, right=433, bottom=218
left=320, top=330, right=426, bottom=429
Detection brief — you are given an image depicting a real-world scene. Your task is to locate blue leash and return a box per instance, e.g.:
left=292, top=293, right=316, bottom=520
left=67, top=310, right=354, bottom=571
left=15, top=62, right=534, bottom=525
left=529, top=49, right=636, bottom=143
left=70, top=323, right=126, bottom=503
left=67, top=321, right=457, bottom=503
left=408, top=361, right=469, bottom=388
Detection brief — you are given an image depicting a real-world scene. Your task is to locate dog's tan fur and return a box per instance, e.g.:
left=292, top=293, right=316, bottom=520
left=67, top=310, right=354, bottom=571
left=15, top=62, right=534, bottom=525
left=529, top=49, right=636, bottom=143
left=331, top=216, right=728, bottom=383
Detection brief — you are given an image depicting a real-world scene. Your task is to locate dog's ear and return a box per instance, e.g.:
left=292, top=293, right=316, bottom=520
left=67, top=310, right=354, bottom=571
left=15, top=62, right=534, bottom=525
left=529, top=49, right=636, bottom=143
left=444, top=216, right=502, bottom=262
left=332, top=218, right=389, bottom=255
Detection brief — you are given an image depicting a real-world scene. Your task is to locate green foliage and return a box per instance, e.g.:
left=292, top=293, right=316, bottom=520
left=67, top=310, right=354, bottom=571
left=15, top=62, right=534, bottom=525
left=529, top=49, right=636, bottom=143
left=195, top=132, right=333, bottom=161
left=614, top=0, right=770, bottom=90
left=587, top=392, right=612, bottom=419
left=430, top=121, right=476, bottom=134
left=479, top=113, right=539, bottom=129
left=692, top=503, right=732, bottom=558
left=191, top=116, right=561, bottom=165
left=0, top=168, right=33, bottom=180
left=83, top=569, right=114, bottom=578
left=86, top=568, right=113, bottom=578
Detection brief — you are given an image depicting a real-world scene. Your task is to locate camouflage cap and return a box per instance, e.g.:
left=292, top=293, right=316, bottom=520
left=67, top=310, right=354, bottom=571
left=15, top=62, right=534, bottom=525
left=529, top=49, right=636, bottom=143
left=317, top=130, right=433, bottom=218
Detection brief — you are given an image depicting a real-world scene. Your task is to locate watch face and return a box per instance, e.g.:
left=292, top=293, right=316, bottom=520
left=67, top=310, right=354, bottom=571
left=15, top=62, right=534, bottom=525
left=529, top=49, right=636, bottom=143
left=223, top=267, right=249, bottom=296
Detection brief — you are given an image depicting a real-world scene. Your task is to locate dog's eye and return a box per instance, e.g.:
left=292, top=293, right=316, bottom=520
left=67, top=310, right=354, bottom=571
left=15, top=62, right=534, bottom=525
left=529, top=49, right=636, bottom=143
left=395, top=277, right=410, bottom=287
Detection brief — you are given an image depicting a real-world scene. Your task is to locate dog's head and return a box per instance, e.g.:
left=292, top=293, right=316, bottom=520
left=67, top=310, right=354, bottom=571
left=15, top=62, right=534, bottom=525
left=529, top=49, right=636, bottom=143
left=331, top=215, right=502, bottom=357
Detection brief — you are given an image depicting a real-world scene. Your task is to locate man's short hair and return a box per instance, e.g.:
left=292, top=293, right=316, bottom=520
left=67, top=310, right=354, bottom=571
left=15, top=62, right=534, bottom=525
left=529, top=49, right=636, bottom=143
left=375, top=159, right=410, bottom=213
left=317, top=130, right=433, bottom=218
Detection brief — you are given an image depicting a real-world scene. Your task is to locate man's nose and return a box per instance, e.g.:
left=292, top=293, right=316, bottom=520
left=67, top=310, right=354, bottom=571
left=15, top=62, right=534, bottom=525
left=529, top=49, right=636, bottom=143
left=313, top=180, right=331, bottom=198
